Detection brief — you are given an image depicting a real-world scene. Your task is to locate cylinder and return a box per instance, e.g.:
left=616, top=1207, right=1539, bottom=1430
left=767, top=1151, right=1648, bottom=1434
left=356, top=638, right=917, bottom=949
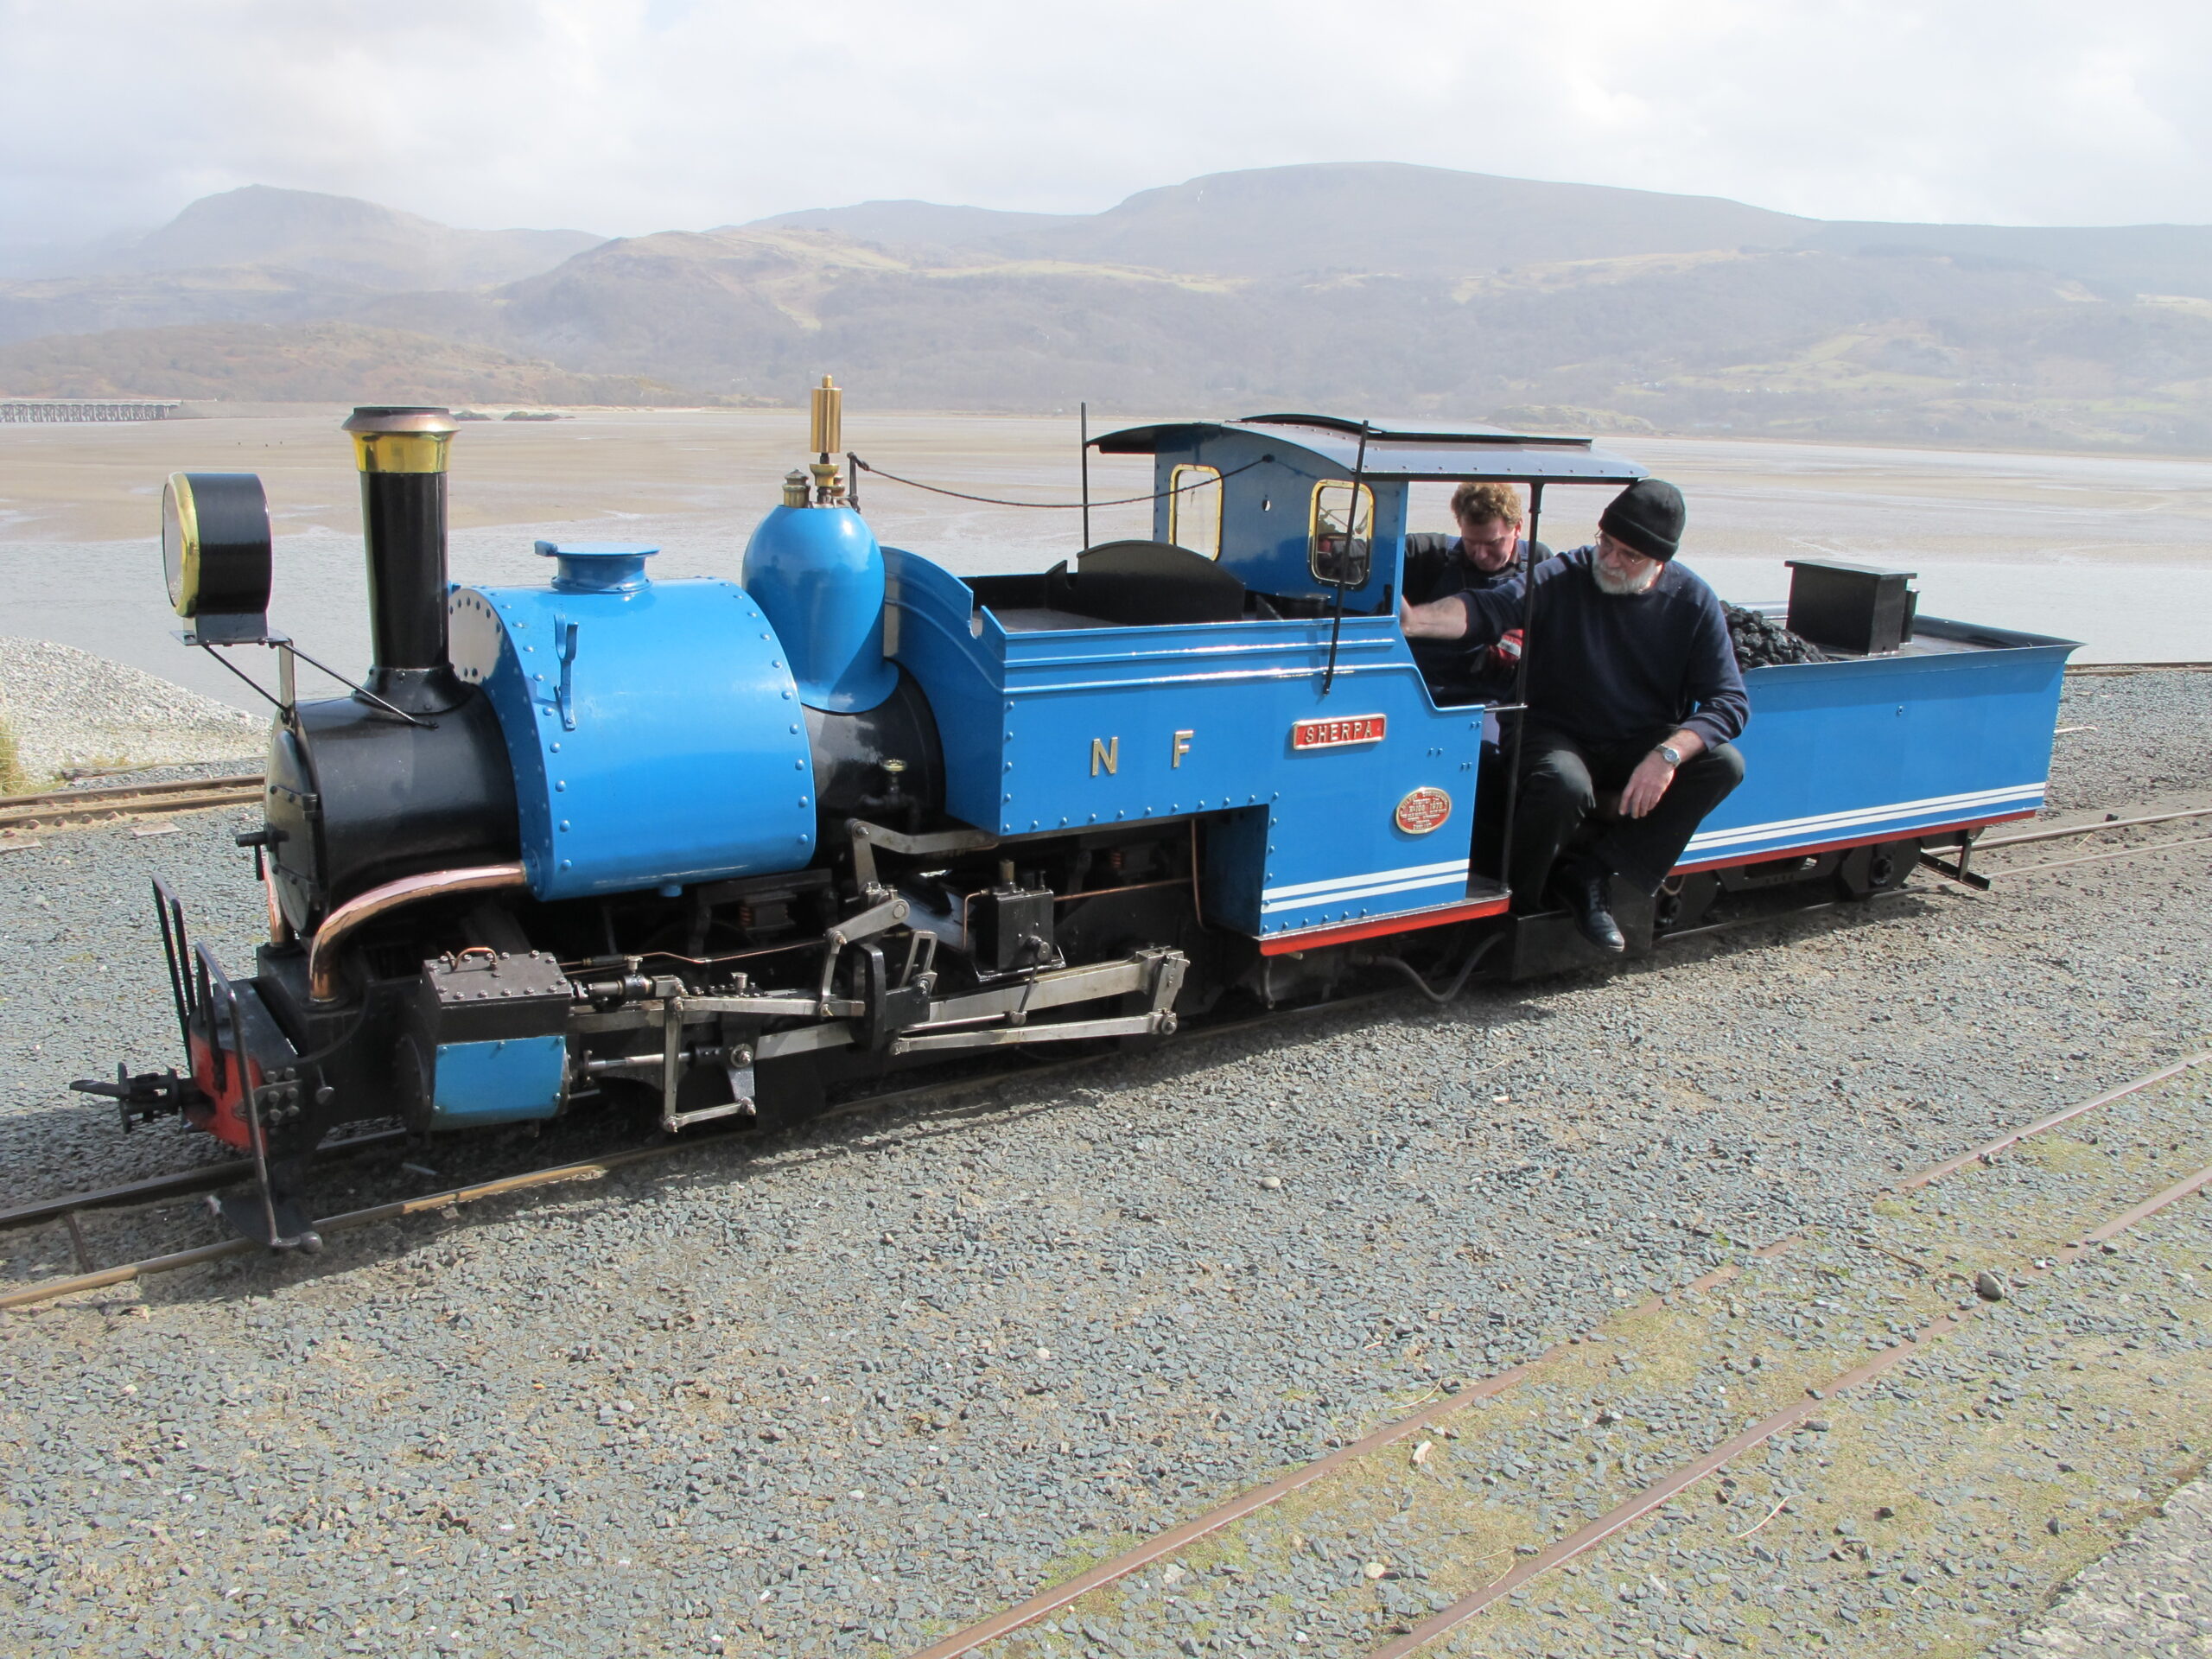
left=344, top=406, right=459, bottom=709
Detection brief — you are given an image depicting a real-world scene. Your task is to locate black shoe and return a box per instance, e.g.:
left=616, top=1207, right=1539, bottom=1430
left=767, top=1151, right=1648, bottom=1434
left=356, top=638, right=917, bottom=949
left=1553, top=861, right=1626, bottom=954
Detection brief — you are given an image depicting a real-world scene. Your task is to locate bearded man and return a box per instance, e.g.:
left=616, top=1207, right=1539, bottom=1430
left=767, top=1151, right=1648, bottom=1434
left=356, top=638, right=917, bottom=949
left=1399, top=478, right=1748, bottom=952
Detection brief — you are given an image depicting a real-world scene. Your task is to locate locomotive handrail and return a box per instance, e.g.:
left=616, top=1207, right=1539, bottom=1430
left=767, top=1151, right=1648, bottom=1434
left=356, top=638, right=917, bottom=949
left=307, top=863, right=529, bottom=1002
left=847, top=451, right=1269, bottom=510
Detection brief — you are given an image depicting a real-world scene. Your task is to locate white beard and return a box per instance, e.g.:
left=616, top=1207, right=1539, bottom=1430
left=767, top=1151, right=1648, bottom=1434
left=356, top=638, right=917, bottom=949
left=1591, top=555, right=1662, bottom=596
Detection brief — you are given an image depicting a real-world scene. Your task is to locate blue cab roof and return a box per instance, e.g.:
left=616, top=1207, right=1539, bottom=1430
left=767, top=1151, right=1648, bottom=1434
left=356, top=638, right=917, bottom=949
left=1095, top=412, right=1647, bottom=485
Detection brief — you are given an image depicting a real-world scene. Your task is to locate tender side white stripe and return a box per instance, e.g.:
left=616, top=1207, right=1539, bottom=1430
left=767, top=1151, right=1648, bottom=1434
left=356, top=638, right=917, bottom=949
left=1685, top=783, right=2044, bottom=851
left=1262, top=857, right=1468, bottom=902
left=1262, top=871, right=1469, bottom=915
left=1684, top=782, right=2044, bottom=855
left=1685, top=799, right=2043, bottom=855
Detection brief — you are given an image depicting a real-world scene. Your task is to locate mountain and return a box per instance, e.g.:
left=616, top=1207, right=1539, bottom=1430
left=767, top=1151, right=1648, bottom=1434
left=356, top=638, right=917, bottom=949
left=109, top=186, right=605, bottom=290
left=754, top=162, right=2212, bottom=300
left=760, top=162, right=1809, bottom=277
left=5, top=165, right=2211, bottom=450
left=0, top=188, right=607, bottom=350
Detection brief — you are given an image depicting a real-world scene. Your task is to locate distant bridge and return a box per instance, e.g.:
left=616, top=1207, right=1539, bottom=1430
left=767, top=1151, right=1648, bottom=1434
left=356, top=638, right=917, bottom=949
left=0, top=399, right=182, bottom=423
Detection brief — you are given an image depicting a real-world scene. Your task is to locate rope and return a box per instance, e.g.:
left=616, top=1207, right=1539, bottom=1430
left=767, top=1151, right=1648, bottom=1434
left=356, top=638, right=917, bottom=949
left=845, top=452, right=1268, bottom=511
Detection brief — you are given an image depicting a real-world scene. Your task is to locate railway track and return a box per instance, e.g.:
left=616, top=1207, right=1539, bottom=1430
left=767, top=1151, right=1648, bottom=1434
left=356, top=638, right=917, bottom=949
left=0, top=992, right=1404, bottom=1312
left=1947, top=804, right=2212, bottom=884
left=2063, top=659, right=2212, bottom=677
left=0, top=885, right=1929, bottom=1311
left=3, top=798, right=2196, bottom=1311
left=904, top=1050, right=2212, bottom=1659
left=0, top=771, right=262, bottom=834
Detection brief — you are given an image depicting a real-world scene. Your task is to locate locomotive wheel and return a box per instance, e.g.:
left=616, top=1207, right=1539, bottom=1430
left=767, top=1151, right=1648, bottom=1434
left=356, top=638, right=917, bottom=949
left=1837, top=838, right=1918, bottom=899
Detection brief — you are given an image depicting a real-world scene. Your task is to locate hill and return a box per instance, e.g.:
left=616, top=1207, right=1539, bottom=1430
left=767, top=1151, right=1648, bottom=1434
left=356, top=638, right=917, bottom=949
left=5, top=166, right=2210, bottom=450
left=0, top=321, right=695, bottom=405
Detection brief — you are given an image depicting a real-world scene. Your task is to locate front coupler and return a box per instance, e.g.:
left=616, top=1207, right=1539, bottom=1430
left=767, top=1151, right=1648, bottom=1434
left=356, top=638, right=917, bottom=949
left=75, top=880, right=328, bottom=1249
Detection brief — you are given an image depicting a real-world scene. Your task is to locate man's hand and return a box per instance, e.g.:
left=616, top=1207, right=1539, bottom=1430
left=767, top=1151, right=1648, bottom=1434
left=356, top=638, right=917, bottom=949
left=1618, top=752, right=1675, bottom=818
left=1400, top=596, right=1471, bottom=639
left=1619, top=729, right=1707, bottom=818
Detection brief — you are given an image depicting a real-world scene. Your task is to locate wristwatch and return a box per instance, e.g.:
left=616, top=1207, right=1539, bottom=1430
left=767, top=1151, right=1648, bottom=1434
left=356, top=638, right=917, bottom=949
left=1653, top=743, right=1683, bottom=768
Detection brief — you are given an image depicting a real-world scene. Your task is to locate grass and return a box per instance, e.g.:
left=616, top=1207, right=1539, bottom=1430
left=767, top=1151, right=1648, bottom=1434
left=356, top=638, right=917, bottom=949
left=0, top=710, right=28, bottom=796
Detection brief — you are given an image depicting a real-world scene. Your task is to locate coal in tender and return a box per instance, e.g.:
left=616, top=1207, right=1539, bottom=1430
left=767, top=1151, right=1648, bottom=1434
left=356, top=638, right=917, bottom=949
left=1724, top=603, right=1827, bottom=668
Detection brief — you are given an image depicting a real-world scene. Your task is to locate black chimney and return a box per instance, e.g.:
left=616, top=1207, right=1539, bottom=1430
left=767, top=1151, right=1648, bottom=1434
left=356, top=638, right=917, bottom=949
left=343, top=406, right=461, bottom=714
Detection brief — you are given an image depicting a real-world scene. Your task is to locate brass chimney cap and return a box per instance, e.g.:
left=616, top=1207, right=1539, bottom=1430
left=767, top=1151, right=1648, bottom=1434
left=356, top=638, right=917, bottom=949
left=346, top=406, right=459, bottom=474
left=343, top=406, right=460, bottom=437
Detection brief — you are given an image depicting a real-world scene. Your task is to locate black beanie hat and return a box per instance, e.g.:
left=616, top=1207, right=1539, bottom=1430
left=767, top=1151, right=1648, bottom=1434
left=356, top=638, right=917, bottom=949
left=1599, top=478, right=1686, bottom=563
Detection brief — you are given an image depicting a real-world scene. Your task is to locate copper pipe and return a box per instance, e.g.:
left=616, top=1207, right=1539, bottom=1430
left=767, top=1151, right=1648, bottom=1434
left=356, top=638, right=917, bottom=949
left=308, top=862, right=528, bottom=1001
left=264, top=868, right=295, bottom=946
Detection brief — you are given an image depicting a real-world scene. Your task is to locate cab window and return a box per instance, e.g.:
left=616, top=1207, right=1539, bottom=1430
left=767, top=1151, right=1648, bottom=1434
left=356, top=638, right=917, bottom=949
left=1308, top=480, right=1374, bottom=587
left=1167, top=464, right=1224, bottom=558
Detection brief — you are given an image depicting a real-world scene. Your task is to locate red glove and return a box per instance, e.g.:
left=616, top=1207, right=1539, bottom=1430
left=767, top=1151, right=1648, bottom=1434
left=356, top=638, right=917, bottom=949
left=1485, top=628, right=1524, bottom=675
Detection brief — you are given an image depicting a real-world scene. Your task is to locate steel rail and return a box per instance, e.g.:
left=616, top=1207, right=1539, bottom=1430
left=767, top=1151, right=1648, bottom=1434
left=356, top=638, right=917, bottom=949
left=0, top=779, right=264, bottom=831
left=1652, top=887, right=1911, bottom=946
left=0, top=1128, right=409, bottom=1236
left=2065, top=661, right=2212, bottom=676
left=898, top=1050, right=2212, bottom=1659
left=1987, top=834, right=2212, bottom=878
left=0, top=772, right=262, bottom=810
left=1977, top=806, right=2212, bottom=850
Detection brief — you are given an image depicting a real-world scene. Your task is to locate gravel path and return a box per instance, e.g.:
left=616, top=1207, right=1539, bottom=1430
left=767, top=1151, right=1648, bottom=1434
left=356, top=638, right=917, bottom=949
left=2042, top=670, right=2212, bottom=815
left=0, top=672, right=2206, bottom=1657
left=0, top=636, right=262, bottom=787
left=994, top=1065, right=2212, bottom=1656
left=1995, top=1477, right=2212, bottom=1657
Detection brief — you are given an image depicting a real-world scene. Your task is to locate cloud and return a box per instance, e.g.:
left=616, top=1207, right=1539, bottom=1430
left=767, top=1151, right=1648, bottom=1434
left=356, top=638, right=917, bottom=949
left=2, top=0, right=2207, bottom=245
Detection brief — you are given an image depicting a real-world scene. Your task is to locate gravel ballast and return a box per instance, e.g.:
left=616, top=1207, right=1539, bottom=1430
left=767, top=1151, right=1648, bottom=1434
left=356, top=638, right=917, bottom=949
left=0, top=636, right=262, bottom=787
left=0, top=671, right=2206, bottom=1657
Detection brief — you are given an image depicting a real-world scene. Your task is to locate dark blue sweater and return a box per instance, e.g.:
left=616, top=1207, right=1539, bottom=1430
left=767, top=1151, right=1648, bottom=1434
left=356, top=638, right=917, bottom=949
left=1456, top=547, right=1749, bottom=752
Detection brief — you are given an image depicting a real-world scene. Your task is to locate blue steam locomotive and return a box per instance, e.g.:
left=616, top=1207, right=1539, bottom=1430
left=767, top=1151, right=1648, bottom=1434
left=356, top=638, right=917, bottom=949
left=93, top=387, right=2075, bottom=1244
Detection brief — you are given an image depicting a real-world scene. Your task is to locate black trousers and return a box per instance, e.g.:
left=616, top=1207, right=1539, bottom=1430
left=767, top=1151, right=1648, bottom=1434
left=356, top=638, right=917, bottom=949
left=1508, top=723, right=1746, bottom=903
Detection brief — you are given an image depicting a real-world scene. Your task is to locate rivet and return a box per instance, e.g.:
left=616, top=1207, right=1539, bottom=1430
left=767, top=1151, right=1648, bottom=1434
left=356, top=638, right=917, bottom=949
left=555, top=780, right=566, bottom=791
left=559, top=820, right=570, bottom=831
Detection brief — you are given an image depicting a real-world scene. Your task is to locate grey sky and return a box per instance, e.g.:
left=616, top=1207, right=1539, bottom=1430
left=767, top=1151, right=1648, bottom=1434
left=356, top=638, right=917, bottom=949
left=3, top=0, right=2207, bottom=245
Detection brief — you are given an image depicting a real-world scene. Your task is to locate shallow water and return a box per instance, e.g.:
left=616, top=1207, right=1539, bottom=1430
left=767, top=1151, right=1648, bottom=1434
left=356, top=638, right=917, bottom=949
left=1, top=410, right=2204, bottom=710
